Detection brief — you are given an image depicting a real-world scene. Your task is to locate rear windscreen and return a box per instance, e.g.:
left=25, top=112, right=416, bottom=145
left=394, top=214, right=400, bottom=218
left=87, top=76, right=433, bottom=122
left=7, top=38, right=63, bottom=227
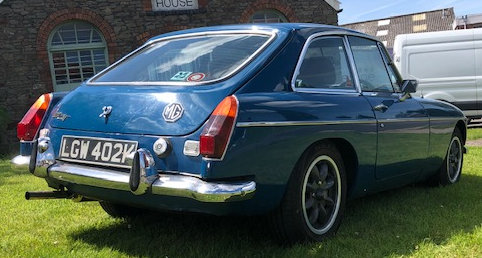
left=91, top=34, right=270, bottom=84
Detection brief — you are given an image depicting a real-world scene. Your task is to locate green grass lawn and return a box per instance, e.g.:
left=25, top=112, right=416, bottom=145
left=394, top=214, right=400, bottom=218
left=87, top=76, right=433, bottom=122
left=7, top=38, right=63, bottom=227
left=467, top=128, right=482, bottom=141
left=1, top=130, right=481, bottom=257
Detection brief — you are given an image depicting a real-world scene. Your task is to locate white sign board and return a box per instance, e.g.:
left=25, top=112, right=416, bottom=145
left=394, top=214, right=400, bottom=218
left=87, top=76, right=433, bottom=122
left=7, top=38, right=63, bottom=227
left=151, top=0, right=199, bottom=11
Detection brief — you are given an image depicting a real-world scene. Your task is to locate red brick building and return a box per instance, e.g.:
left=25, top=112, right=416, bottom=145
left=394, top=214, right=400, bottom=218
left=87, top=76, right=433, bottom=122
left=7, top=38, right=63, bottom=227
left=0, top=0, right=340, bottom=153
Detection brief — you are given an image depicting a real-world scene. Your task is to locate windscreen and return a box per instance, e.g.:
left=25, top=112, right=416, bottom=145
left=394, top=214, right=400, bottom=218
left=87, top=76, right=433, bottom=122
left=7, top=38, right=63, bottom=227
left=91, top=34, right=270, bottom=84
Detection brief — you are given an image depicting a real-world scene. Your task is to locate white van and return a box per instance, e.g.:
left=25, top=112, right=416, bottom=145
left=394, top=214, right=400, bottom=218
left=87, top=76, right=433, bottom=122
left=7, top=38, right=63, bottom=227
left=393, top=28, right=482, bottom=119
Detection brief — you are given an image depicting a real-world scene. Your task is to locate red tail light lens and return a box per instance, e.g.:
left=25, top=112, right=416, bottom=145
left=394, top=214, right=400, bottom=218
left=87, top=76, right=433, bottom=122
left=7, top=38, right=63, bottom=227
left=200, top=96, right=238, bottom=159
left=17, top=93, right=52, bottom=141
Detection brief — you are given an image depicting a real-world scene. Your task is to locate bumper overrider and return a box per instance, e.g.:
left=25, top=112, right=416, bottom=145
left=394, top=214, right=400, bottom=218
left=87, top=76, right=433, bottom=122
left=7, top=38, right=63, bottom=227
left=15, top=133, right=256, bottom=203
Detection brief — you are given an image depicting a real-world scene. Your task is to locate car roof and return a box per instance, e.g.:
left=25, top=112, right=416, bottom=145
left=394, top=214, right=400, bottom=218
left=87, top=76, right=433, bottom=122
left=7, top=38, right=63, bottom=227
left=147, top=23, right=367, bottom=42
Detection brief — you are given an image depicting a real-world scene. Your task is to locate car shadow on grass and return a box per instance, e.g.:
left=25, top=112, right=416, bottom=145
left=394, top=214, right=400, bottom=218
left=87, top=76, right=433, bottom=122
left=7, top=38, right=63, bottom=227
left=69, top=174, right=482, bottom=258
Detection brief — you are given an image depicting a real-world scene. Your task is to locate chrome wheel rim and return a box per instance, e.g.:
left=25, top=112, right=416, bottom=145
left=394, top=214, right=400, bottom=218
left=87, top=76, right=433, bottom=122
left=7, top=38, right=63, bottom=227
left=302, top=155, right=341, bottom=235
left=447, top=136, right=462, bottom=183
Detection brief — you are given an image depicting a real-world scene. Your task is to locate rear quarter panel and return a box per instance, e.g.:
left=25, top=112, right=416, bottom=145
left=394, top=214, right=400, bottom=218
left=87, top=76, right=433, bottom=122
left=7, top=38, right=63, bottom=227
left=202, top=34, right=378, bottom=211
left=208, top=92, right=377, bottom=212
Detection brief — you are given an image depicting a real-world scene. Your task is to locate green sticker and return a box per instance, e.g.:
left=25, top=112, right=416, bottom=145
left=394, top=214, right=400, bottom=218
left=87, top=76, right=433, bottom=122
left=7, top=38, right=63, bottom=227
left=170, top=71, right=192, bottom=81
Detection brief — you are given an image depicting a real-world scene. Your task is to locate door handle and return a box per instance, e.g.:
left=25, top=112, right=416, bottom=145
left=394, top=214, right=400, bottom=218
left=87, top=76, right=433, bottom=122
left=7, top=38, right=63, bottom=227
left=373, top=104, right=388, bottom=112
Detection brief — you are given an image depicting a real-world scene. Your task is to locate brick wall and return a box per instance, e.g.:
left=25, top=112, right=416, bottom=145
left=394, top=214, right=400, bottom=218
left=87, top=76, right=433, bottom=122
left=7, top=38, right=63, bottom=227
left=0, top=0, right=338, bottom=154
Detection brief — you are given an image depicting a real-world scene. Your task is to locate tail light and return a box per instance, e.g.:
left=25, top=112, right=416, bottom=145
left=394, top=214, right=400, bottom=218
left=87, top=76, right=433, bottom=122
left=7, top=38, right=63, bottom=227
left=200, top=95, right=238, bottom=159
left=17, top=93, right=52, bottom=141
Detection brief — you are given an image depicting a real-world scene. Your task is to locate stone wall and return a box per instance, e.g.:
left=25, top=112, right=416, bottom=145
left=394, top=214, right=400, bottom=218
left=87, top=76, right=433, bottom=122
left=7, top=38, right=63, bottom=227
left=0, top=0, right=338, bottom=154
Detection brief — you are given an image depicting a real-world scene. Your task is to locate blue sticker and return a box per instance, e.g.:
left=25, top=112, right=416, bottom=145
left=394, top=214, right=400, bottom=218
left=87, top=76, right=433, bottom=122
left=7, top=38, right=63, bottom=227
left=170, top=71, right=192, bottom=81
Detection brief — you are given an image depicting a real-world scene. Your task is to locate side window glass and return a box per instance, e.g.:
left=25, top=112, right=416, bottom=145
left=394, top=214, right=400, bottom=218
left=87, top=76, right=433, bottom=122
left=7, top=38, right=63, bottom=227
left=348, top=36, right=394, bottom=92
left=295, top=37, right=355, bottom=90
left=378, top=43, right=402, bottom=92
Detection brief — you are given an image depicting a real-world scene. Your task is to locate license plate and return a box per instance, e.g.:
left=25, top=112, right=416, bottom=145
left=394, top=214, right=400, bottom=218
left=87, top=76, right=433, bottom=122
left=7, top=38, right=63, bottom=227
left=59, top=136, right=138, bottom=169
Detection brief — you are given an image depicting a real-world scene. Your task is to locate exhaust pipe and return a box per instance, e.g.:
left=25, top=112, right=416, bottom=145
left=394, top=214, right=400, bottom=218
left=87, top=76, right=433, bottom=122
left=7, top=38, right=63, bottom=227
left=25, top=191, right=71, bottom=200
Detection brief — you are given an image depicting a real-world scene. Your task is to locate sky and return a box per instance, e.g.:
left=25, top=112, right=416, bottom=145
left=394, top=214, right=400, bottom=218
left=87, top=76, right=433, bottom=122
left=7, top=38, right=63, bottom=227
left=338, top=0, right=482, bottom=24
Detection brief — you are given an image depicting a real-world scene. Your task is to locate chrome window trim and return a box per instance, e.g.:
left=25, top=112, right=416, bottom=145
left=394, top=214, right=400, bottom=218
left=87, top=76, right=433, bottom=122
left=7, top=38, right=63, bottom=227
left=291, top=31, right=376, bottom=94
left=343, top=35, right=362, bottom=93
left=376, top=41, right=398, bottom=92
left=295, top=88, right=360, bottom=95
left=87, top=30, right=278, bottom=86
left=236, top=119, right=377, bottom=128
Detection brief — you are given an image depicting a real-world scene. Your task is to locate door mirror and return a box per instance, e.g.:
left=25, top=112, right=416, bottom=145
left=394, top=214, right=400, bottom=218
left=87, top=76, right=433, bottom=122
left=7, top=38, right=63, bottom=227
left=401, top=80, right=418, bottom=93
left=399, top=80, right=418, bottom=101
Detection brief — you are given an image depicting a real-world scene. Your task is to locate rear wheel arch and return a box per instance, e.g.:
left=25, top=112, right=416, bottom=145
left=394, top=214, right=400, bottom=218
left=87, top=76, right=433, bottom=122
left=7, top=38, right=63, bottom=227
left=284, top=138, right=358, bottom=200
left=306, top=139, right=358, bottom=195
left=455, top=120, right=467, bottom=145
left=272, top=138, right=350, bottom=243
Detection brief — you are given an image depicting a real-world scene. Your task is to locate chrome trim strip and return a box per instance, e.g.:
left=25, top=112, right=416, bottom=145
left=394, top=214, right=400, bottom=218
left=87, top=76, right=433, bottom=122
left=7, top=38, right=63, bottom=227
left=48, top=162, right=255, bottom=202
left=430, top=117, right=464, bottom=122
left=343, top=35, right=362, bottom=93
left=295, top=88, right=359, bottom=95
left=236, top=117, right=463, bottom=128
left=378, top=118, right=429, bottom=123
left=87, top=30, right=277, bottom=86
left=290, top=31, right=372, bottom=94
left=236, top=119, right=377, bottom=128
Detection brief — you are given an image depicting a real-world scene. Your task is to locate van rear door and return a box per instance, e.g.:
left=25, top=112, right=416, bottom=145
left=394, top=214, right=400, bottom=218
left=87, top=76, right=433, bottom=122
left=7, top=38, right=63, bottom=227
left=475, top=29, right=482, bottom=118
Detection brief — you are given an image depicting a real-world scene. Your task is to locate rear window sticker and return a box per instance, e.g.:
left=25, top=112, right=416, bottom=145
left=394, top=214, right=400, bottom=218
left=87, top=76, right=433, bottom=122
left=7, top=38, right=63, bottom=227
left=170, top=71, right=192, bottom=81
left=187, top=73, right=206, bottom=82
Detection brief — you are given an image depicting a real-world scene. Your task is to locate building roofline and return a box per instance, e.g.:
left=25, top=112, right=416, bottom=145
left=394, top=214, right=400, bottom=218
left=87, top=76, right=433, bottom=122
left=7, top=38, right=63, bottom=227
left=324, top=0, right=341, bottom=12
left=341, top=7, right=454, bottom=26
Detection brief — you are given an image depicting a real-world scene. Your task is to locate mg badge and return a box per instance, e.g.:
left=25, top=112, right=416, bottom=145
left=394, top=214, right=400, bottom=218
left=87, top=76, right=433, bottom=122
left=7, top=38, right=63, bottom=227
left=163, top=103, right=183, bottom=122
left=99, top=106, right=112, bottom=118
left=99, top=106, right=112, bottom=124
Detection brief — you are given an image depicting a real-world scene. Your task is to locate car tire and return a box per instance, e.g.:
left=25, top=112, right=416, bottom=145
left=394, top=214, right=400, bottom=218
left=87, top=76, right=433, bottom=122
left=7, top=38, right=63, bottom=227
left=434, top=128, right=464, bottom=186
left=271, top=141, right=347, bottom=244
left=99, top=201, right=148, bottom=219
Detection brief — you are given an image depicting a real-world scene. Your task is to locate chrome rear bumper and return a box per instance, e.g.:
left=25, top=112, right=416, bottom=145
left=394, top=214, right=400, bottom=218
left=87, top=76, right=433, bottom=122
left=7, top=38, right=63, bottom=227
left=24, top=132, right=256, bottom=203
left=48, top=162, right=256, bottom=202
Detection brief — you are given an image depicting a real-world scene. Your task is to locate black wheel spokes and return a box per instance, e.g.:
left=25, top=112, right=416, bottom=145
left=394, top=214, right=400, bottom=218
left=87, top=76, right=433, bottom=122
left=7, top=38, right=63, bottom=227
left=308, top=205, right=320, bottom=225
left=323, top=195, right=335, bottom=206
left=320, top=178, right=334, bottom=190
left=305, top=161, right=338, bottom=230
left=305, top=196, right=315, bottom=209
left=318, top=163, right=329, bottom=181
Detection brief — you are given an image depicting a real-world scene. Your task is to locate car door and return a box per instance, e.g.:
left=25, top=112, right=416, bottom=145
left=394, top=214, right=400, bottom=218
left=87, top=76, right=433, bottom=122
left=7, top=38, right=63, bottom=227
left=347, top=36, right=430, bottom=181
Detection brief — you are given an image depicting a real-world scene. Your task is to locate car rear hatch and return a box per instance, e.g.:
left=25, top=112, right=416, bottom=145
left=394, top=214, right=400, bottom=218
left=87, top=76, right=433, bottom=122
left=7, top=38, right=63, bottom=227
left=50, top=85, right=231, bottom=136
left=50, top=30, right=281, bottom=136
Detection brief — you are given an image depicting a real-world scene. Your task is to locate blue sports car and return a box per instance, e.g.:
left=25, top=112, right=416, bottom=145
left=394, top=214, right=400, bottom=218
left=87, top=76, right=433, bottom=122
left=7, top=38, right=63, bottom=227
left=12, top=23, right=466, bottom=243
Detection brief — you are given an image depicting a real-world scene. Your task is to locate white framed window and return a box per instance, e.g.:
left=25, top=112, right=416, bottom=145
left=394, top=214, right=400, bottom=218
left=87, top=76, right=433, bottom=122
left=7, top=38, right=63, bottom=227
left=378, top=19, right=390, bottom=26
left=250, top=9, right=288, bottom=23
left=376, top=30, right=388, bottom=36
left=48, top=21, right=109, bottom=91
